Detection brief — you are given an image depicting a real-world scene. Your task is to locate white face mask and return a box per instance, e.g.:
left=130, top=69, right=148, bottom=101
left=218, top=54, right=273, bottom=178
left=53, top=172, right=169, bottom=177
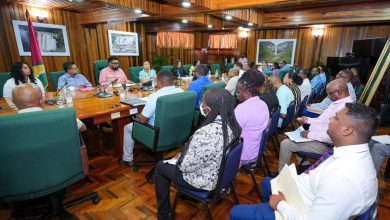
left=200, top=103, right=210, bottom=117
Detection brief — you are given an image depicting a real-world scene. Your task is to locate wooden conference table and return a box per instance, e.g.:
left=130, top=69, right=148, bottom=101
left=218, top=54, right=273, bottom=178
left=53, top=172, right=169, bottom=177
left=0, top=80, right=194, bottom=157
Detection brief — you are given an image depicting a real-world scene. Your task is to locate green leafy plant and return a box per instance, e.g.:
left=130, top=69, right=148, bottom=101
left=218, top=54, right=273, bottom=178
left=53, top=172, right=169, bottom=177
left=152, top=53, right=173, bottom=72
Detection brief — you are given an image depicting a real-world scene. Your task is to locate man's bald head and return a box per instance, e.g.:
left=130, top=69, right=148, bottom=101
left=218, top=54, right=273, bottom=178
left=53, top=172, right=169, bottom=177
left=326, top=79, right=349, bottom=101
left=12, top=83, right=43, bottom=110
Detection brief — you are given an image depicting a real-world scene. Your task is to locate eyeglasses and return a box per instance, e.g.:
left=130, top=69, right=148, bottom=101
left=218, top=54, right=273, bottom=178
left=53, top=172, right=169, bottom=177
left=327, top=90, right=339, bottom=96
left=110, top=62, right=120, bottom=65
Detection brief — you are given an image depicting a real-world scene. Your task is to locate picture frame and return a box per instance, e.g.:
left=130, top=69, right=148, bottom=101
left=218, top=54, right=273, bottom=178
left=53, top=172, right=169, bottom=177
left=256, top=39, right=297, bottom=65
left=12, top=20, right=70, bottom=56
left=108, top=30, right=139, bottom=56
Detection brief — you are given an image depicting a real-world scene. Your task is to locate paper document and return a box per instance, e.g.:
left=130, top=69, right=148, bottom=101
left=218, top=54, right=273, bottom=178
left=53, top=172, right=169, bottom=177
left=78, top=87, right=95, bottom=92
left=372, top=135, right=390, bottom=145
left=285, top=126, right=312, bottom=143
left=120, top=98, right=147, bottom=106
left=306, top=106, right=324, bottom=115
left=271, top=164, right=308, bottom=220
left=163, top=158, right=178, bottom=165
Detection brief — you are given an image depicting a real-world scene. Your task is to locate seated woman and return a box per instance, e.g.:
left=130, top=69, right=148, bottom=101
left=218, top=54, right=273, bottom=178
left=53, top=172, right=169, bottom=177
left=139, top=61, right=156, bottom=84
left=3, top=61, right=45, bottom=98
left=171, top=59, right=187, bottom=78
left=154, top=88, right=242, bottom=220
left=235, top=70, right=269, bottom=164
left=189, top=59, right=200, bottom=76
left=272, top=62, right=280, bottom=76
left=258, top=76, right=279, bottom=115
left=283, top=72, right=302, bottom=114
left=225, top=67, right=240, bottom=95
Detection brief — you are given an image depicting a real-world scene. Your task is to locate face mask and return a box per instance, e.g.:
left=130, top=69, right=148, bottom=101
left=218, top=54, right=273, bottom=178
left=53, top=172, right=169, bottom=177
left=200, top=103, right=210, bottom=117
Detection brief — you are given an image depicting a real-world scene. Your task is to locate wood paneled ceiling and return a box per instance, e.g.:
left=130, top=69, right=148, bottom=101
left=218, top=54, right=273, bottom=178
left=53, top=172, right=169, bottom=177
left=7, top=0, right=390, bottom=32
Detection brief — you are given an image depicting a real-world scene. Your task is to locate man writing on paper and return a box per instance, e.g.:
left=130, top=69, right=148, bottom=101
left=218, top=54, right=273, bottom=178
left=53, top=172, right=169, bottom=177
left=230, top=103, right=378, bottom=219
left=278, top=79, right=353, bottom=171
left=121, top=70, right=183, bottom=166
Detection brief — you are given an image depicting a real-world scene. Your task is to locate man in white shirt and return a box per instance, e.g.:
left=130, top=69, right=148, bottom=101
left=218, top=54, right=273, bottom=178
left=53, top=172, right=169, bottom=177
left=234, top=62, right=245, bottom=77
left=298, top=69, right=312, bottom=101
left=225, top=68, right=240, bottom=95
left=12, top=83, right=86, bottom=132
left=230, top=102, right=378, bottom=220
left=121, top=70, right=183, bottom=166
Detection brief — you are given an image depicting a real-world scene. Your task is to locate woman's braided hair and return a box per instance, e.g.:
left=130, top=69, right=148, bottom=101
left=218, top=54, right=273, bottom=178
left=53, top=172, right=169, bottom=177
left=237, top=69, right=265, bottom=96
left=203, top=88, right=242, bottom=149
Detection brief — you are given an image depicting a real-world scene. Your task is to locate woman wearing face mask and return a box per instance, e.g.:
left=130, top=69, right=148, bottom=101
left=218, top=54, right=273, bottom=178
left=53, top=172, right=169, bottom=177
left=154, top=88, right=242, bottom=220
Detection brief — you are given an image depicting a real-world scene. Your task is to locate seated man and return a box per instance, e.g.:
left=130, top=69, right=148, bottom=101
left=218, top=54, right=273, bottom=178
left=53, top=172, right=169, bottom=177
left=58, top=61, right=92, bottom=90
left=278, top=79, right=352, bottom=171
left=370, top=140, right=390, bottom=173
left=309, top=69, right=356, bottom=111
left=12, top=83, right=86, bottom=132
left=121, top=70, right=183, bottom=166
left=271, top=75, right=294, bottom=128
left=225, top=67, right=240, bottom=95
left=99, top=56, right=130, bottom=85
left=310, top=67, right=323, bottom=95
left=230, top=102, right=379, bottom=219
left=187, top=64, right=211, bottom=108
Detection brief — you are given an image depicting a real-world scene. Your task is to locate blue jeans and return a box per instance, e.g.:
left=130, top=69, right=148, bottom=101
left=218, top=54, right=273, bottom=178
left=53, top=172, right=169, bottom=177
left=229, top=177, right=275, bottom=220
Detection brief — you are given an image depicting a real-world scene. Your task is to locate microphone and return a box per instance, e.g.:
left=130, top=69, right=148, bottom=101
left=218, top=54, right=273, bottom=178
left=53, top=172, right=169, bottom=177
left=95, top=79, right=118, bottom=98
left=44, top=82, right=68, bottom=105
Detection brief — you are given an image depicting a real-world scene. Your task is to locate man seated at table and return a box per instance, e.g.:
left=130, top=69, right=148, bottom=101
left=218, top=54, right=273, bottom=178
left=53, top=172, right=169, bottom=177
left=12, top=83, right=86, bottom=132
left=278, top=80, right=353, bottom=171
left=99, top=56, right=130, bottom=85
left=230, top=102, right=379, bottom=219
left=58, top=61, right=92, bottom=90
left=270, top=75, right=294, bottom=128
left=187, top=64, right=211, bottom=108
left=121, top=70, right=183, bottom=166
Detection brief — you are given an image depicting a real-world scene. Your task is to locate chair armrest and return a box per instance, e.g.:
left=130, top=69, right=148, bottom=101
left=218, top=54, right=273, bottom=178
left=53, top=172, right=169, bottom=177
left=132, top=119, right=160, bottom=151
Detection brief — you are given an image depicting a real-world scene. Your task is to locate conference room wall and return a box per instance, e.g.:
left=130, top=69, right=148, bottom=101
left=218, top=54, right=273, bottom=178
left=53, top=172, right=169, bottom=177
left=242, top=25, right=390, bottom=69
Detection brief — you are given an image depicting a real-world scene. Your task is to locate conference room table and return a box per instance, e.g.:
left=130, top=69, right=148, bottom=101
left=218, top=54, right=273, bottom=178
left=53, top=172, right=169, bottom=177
left=0, top=79, right=196, bottom=157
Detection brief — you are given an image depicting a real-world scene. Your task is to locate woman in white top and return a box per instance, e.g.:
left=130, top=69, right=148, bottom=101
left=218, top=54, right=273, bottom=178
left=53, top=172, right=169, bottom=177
left=3, top=62, right=45, bottom=97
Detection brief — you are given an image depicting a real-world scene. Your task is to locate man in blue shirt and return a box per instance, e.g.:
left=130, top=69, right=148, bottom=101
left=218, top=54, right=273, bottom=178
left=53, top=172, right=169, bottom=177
left=271, top=75, right=295, bottom=127
left=57, top=62, right=92, bottom=90
left=310, top=67, right=323, bottom=95
left=318, top=65, right=327, bottom=85
left=187, top=64, right=211, bottom=107
left=280, top=60, right=291, bottom=71
left=121, top=70, right=183, bottom=166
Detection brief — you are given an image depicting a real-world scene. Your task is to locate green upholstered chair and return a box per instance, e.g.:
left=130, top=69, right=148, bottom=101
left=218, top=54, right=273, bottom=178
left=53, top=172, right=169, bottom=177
left=132, top=91, right=197, bottom=182
left=279, top=69, right=289, bottom=81
left=183, top=64, right=192, bottom=74
left=93, top=60, right=108, bottom=85
left=200, top=81, right=227, bottom=100
left=0, top=72, right=11, bottom=98
left=210, top=64, right=221, bottom=76
left=0, top=108, right=99, bottom=219
left=49, top=71, right=65, bottom=91
left=226, top=63, right=234, bottom=73
left=161, top=65, right=173, bottom=71
left=128, top=66, right=143, bottom=83
left=355, top=84, right=365, bottom=100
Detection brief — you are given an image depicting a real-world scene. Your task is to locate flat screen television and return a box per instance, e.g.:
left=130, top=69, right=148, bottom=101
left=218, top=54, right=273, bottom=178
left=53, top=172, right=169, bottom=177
left=352, top=37, right=387, bottom=58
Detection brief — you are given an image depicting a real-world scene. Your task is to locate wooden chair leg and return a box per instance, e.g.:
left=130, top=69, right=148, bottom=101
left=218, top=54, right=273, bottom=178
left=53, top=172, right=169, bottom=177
left=230, top=182, right=240, bottom=205
left=248, top=170, right=261, bottom=202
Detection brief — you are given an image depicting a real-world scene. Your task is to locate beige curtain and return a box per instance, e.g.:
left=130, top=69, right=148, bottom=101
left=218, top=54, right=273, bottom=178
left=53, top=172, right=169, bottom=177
left=157, top=32, right=194, bottom=49
left=209, top=34, right=238, bottom=49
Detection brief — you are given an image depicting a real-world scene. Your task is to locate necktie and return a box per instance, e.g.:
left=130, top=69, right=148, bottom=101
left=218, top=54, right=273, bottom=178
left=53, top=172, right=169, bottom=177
left=304, top=148, right=334, bottom=174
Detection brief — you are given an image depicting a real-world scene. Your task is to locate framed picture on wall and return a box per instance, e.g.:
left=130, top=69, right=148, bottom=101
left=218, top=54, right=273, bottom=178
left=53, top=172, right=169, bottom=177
left=256, top=39, right=297, bottom=65
left=12, top=20, right=70, bottom=56
left=108, top=30, right=139, bottom=56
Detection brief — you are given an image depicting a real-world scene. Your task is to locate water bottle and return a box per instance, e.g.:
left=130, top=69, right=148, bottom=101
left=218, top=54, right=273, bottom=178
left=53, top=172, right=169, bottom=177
left=221, top=73, right=225, bottom=82
left=65, top=90, right=73, bottom=106
left=207, top=70, right=211, bottom=79
left=152, top=79, right=156, bottom=88
left=215, top=69, right=219, bottom=78
left=119, top=87, right=126, bottom=100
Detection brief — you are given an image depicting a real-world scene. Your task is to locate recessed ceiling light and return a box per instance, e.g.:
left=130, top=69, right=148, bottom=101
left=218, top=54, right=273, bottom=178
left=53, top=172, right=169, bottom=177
left=238, top=26, right=243, bottom=30
left=225, top=15, right=232, bottom=20
left=182, top=2, right=191, bottom=8
left=248, top=22, right=253, bottom=26
left=134, top=9, right=142, bottom=14
left=69, top=0, right=73, bottom=2
left=208, top=24, right=212, bottom=28
left=182, top=19, right=188, bottom=23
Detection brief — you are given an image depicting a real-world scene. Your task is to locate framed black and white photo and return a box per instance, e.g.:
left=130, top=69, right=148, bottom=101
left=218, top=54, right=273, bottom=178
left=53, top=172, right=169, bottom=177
left=108, top=30, right=139, bottom=56
left=12, top=20, right=70, bottom=56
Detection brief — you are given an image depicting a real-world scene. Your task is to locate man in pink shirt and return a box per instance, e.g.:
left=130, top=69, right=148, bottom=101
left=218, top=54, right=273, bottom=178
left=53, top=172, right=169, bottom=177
left=99, top=56, right=130, bottom=85
left=278, top=79, right=353, bottom=171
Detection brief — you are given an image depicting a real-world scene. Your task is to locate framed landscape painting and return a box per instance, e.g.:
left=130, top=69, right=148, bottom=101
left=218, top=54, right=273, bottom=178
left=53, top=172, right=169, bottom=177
left=12, top=20, right=70, bottom=56
left=256, top=39, right=297, bottom=65
left=108, top=30, right=139, bottom=56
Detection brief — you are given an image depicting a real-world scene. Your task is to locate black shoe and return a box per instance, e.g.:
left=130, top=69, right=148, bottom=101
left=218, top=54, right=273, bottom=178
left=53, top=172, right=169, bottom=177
left=157, top=212, right=172, bottom=220
left=268, top=172, right=279, bottom=178
left=119, top=159, right=134, bottom=167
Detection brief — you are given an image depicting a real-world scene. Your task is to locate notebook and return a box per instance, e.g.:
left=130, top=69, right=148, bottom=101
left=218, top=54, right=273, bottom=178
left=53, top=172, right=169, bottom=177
left=285, top=126, right=312, bottom=143
left=372, top=135, right=390, bottom=145
left=120, top=97, right=148, bottom=106
left=271, top=164, right=308, bottom=220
